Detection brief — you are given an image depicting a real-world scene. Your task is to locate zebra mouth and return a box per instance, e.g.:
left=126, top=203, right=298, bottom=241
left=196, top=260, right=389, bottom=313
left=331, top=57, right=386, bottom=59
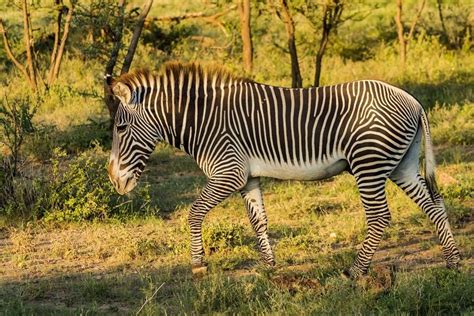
left=115, top=175, right=138, bottom=195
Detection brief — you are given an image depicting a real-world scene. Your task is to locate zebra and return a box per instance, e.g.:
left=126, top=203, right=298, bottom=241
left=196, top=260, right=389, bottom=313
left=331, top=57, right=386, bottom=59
left=106, top=62, right=460, bottom=277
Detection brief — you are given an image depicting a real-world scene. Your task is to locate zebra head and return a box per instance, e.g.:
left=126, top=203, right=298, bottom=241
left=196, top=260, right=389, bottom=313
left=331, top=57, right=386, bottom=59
left=107, top=76, right=160, bottom=195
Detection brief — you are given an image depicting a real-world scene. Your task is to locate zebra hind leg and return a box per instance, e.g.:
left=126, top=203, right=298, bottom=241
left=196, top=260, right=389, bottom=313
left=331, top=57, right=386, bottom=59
left=240, top=177, right=275, bottom=266
left=390, top=172, right=461, bottom=269
left=348, top=177, right=391, bottom=278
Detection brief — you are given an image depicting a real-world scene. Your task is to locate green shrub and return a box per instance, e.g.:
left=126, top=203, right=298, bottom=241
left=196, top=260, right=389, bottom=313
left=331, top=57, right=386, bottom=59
left=40, top=145, right=154, bottom=222
left=1, top=144, right=156, bottom=222
left=25, top=119, right=111, bottom=161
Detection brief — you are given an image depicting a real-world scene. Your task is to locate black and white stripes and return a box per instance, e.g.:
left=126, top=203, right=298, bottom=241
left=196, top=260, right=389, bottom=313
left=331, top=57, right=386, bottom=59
left=107, top=62, right=460, bottom=276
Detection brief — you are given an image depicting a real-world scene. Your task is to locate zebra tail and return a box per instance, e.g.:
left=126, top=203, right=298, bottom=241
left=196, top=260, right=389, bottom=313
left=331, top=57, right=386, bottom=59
left=420, top=108, right=438, bottom=198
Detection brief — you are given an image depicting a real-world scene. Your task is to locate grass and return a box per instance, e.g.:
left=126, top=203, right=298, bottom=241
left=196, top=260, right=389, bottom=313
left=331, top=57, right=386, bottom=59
left=0, top=145, right=473, bottom=314
left=0, top=0, right=473, bottom=313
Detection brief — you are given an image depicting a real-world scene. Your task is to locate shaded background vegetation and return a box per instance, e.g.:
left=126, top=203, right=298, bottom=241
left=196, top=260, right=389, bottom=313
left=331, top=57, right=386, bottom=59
left=0, top=0, right=473, bottom=314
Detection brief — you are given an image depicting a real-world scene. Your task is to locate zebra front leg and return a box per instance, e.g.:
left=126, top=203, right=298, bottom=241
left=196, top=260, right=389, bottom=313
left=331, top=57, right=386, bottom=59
left=189, top=174, right=247, bottom=275
left=349, top=182, right=391, bottom=278
left=240, top=177, right=275, bottom=266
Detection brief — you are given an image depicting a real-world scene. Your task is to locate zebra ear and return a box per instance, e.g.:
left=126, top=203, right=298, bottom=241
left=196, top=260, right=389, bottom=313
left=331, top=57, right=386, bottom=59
left=112, top=82, right=132, bottom=105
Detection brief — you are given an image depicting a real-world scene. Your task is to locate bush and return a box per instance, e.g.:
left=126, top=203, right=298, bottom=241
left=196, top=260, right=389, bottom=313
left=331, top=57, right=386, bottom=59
left=25, top=119, right=111, bottom=161
left=41, top=145, right=155, bottom=221
left=0, top=144, right=156, bottom=222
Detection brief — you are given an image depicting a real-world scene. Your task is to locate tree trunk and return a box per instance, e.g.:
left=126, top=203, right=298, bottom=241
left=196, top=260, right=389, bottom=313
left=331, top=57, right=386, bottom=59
left=238, top=0, right=253, bottom=73
left=313, top=1, right=342, bottom=87
left=104, top=0, right=126, bottom=124
left=0, top=19, right=33, bottom=89
left=407, top=0, right=426, bottom=41
left=395, top=0, right=406, bottom=65
left=121, top=0, right=153, bottom=75
left=50, top=0, right=74, bottom=85
left=104, top=0, right=153, bottom=125
left=48, top=0, right=63, bottom=85
left=314, top=33, right=328, bottom=87
left=436, top=0, right=448, bottom=41
left=279, top=0, right=302, bottom=88
left=22, top=0, right=37, bottom=91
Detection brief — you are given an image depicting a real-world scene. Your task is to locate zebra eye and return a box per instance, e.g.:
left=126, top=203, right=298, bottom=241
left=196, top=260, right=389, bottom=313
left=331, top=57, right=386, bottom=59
left=116, top=124, right=128, bottom=133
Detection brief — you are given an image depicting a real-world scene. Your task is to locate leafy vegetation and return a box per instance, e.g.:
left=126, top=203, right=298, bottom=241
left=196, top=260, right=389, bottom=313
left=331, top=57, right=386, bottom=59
left=0, top=0, right=472, bottom=314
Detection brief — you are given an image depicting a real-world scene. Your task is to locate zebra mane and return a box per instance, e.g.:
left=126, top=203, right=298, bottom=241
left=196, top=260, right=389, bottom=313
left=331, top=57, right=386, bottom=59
left=112, top=62, right=252, bottom=90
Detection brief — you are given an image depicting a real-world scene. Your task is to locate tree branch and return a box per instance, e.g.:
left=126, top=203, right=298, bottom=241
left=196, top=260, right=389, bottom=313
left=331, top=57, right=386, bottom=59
left=436, top=0, right=447, bottom=38
left=149, top=6, right=236, bottom=23
left=407, top=0, right=426, bottom=41
left=0, top=19, right=32, bottom=87
left=279, top=0, right=302, bottom=88
left=51, top=0, right=75, bottom=84
left=395, top=0, right=406, bottom=65
left=120, top=0, right=154, bottom=75
left=105, top=0, right=126, bottom=76
left=104, top=0, right=126, bottom=126
left=48, top=0, right=63, bottom=85
left=22, top=0, right=37, bottom=91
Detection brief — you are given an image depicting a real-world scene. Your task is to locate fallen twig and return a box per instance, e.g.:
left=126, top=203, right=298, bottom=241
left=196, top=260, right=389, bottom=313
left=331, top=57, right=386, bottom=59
left=136, top=282, right=165, bottom=315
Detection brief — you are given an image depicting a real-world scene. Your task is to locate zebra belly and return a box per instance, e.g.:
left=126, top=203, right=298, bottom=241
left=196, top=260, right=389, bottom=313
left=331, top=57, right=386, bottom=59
left=248, top=156, right=348, bottom=181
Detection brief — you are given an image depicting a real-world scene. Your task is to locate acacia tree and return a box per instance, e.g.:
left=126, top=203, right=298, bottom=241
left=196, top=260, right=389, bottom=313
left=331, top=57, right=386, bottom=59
left=395, top=0, right=426, bottom=65
left=0, top=0, right=75, bottom=92
left=238, top=0, right=253, bottom=73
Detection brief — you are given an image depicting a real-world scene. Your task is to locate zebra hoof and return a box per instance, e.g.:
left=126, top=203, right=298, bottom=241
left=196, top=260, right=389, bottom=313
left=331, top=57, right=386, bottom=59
left=341, top=270, right=352, bottom=279
left=344, top=266, right=367, bottom=279
left=192, top=263, right=208, bottom=276
left=446, top=262, right=460, bottom=271
left=265, top=259, right=276, bottom=267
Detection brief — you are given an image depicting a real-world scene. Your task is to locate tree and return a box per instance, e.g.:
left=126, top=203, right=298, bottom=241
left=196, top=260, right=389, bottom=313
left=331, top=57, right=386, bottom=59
left=104, top=0, right=154, bottom=124
left=394, top=0, right=426, bottom=65
left=0, top=0, right=75, bottom=92
left=238, top=0, right=253, bottom=73
left=313, top=0, right=343, bottom=87
left=276, top=0, right=302, bottom=88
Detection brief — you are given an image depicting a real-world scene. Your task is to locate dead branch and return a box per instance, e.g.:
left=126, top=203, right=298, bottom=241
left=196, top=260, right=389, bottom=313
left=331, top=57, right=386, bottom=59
left=153, top=11, right=207, bottom=22
left=136, top=283, right=165, bottom=315
left=150, top=5, right=236, bottom=23
left=147, top=5, right=236, bottom=37
left=0, top=19, right=32, bottom=87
